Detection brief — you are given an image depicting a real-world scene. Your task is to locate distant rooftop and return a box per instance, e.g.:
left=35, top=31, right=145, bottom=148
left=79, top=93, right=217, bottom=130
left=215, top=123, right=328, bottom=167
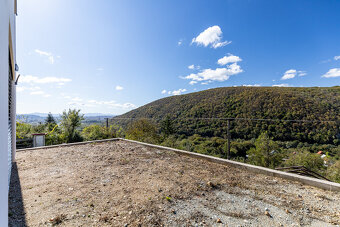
left=9, top=140, right=340, bottom=226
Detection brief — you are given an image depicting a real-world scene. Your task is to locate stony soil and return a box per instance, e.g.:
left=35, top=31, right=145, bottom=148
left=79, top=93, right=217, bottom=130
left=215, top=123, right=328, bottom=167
left=9, top=140, right=340, bottom=226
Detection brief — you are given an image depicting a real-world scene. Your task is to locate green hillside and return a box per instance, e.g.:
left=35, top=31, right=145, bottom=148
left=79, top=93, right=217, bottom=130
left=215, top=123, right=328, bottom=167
left=113, top=87, right=340, bottom=145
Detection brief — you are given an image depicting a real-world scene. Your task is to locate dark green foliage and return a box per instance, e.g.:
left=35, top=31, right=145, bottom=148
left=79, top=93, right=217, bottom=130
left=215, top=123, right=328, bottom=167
left=113, top=87, right=340, bottom=145
left=160, top=115, right=175, bottom=138
left=45, top=112, right=56, bottom=125
left=247, top=132, right=283, bottom=168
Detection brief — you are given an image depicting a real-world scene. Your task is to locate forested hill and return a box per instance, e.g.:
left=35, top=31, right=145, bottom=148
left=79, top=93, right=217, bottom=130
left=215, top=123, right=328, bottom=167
left=113, top=87, right=340, bottom=145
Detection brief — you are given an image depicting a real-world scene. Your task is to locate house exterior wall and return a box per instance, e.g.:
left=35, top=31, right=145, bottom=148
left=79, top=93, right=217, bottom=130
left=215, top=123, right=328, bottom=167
left=0, top=0, right=16, bottom=225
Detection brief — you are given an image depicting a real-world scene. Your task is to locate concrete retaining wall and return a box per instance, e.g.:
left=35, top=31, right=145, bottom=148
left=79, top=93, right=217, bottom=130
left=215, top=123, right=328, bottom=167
left=17, top=138, right=340, bottom=192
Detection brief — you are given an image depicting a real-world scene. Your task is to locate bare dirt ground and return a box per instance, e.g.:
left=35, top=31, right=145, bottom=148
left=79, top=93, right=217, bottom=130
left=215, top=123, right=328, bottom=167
left=9, top=140, right=340, bottom=227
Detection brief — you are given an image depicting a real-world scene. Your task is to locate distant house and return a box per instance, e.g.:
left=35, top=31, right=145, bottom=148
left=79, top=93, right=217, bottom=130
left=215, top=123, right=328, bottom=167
left=0, top=0, right=17, bottom=225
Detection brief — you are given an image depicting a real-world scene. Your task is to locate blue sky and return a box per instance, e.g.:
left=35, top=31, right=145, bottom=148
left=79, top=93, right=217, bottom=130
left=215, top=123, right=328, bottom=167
left=16, top=0, right=340, bottom=114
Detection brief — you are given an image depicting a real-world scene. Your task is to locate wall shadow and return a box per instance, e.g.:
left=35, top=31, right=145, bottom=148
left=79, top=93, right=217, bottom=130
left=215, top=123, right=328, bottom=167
left=8, top=162, right=27, bottom=227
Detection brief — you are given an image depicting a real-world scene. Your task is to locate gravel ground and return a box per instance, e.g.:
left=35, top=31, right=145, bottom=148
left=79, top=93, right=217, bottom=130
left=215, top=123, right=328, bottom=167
left=9, top=140, right=340, bottom=226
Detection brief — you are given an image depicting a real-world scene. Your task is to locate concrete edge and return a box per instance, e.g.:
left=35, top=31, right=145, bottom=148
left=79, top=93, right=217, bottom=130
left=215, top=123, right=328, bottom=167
left=121, top=138, right=340, bottom=192
left=16, top=138, right=340, bottom=192
left=16, top=138, right=120, bottom=152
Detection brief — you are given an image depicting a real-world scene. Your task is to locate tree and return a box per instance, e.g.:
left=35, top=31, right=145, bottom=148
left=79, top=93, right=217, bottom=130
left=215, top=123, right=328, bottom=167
left=284, top=150, right=325, bottom=173
left=60, top=109, right=84, bottom=143
left=160, top=115, right=175, bottom=138
left=126, top=118, right=159, bottom=144
left=45, top=112, right=56, bottom=125
left=45, top=112, right=57, bottom=131
left=247, top=132, right=283, bottom=168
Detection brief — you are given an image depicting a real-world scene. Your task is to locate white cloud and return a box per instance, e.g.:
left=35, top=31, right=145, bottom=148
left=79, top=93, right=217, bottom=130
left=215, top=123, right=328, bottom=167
left=178, top=39, right=183, bottom=46
left=16, top=85, right=41, bottom=92
left=298, top=71, right=307, bottom=77
left=161, top=89, right=167, bottom=94
left=334, top=56, right=340, bottom=61
left=84, top=99, right=136, bottom=109
left=35, top=49, right=56, bottom=64
left=189, top=81, right=197, bottom=85
left=272, top=84, right=289, bottom=87
left=169, top=88, right=187, bottom=96
left=281, top=69, right=307, bottom=80
left=322, top=68, right=340, bottom=78
left=97, top=68, right=104, bottom=71
left=242, top=84, right=261, bottom=87
left=188, top=64, right=200, bottom=70
left=115, top=85, right=124, bottom=91
left=20, top=75, right=71, bottom=84
left=281, top=69, right=297, bottom=80
left=188, top=64, right=195, bottom=70
left=191, top=25, right=231, bottom=49
left=217, top=54, right=242, bottom=66
left=72, top=97, right=83, bottom=102
left=184, top=63, right=243, bottom=83
left=30, top=91, right=43, bottom=95
left=30, top=90, right=51, bottom=98
left=212, top=41, right=232, bottom=48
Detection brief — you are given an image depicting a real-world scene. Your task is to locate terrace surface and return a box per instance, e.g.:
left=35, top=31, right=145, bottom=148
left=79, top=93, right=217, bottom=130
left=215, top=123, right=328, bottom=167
left=9, top=140, right=340, bottom=226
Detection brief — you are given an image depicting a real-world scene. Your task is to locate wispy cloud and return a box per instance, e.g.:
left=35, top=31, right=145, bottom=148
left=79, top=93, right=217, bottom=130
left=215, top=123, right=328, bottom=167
left=191, top=25, right=231, bottom=49
left=20, top=75, right=72, bottom=84
left=242, top=84, right=261, bottom=87
left=35, top=49, right=56, bottom=64
left=334, top=56, right=340, bottom=61
left=217, top=54, right=242, bottom=66
left=322, top=68, right=340, bottom=78
left=188, top=64, right=200, bottom=70
left=177, top=39, right=183, bottom=46
left=272, top=84, right=289, bottom=87
left=87, top=99, right=136, bottom=109
left=30, top=90, right=51, bottom=97
left=162, top=89, right=187, bottom=96
left=115, top=85, right=124, bottom=91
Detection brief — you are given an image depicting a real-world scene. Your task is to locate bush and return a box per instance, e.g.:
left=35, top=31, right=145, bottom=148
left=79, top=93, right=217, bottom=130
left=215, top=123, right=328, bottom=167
left=82, top=125, right=107, bottom=141
left=326, top=160, right=340, bottom=183
left=284, top=150, right=325, bottom=173
left=126, top=119, right=160, bottom=144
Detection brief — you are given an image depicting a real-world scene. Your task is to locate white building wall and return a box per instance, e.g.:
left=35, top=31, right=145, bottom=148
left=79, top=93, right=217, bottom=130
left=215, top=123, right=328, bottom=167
left=0, top=0, right=16, bottom=226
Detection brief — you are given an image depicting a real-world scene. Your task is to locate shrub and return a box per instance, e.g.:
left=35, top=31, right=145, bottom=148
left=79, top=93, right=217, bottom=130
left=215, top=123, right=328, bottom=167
left=326, top=160, right=340, bottom=183
left=126, top=119, right=160, bottom=144
left=284, top=150, right=325, bottom=173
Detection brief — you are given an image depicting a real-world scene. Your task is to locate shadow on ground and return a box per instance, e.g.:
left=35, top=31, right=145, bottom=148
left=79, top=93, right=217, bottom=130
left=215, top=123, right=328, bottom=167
left=9, top=162, right=27, bottom=227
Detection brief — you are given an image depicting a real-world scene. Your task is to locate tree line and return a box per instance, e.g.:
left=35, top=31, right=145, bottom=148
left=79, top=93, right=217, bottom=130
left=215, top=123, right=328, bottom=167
left=16, top=109, right=340, bottom=183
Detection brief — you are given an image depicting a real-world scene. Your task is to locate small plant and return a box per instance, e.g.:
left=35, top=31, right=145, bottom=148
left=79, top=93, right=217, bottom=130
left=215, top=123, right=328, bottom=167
left=165, top=196, right=172, bottom=202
